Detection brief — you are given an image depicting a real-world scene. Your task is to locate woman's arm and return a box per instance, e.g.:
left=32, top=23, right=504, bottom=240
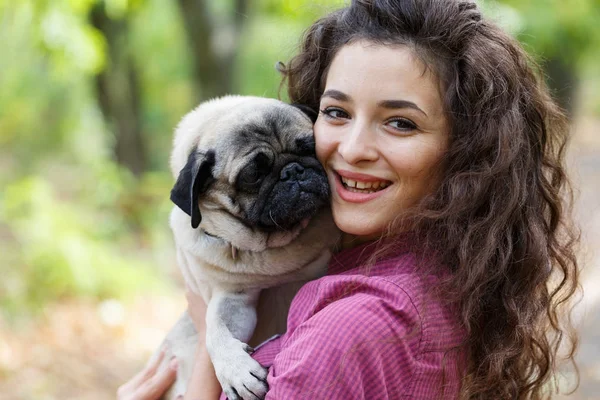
left=183, top=338, right=221, bottom=400
left=183, top=288, right=222, bottom=400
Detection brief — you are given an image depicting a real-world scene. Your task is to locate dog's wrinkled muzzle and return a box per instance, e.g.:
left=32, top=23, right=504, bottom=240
left=258, top=162, right=329, bottom=230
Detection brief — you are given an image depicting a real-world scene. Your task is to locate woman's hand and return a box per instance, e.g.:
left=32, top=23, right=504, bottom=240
left=117, top=347, right=179, bottom=400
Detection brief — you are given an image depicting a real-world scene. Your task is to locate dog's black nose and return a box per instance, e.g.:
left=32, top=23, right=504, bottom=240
left=280, top=162, right=305, bottom=181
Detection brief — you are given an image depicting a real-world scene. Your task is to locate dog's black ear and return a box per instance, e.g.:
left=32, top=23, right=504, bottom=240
left=170, top=150, right=216, bottom=229
left=292, top=104, right=318, bottom=124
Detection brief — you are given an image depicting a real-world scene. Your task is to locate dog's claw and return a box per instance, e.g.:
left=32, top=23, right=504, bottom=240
left=250, top=371, right=267, bottom=383
left=225, top=380, right=266, bottom=400
left=224, top=387, right=241, bottom=400
left=244, top=344, right=255, bottom=354
left=243, top=384, right=264, bottom=400
left=214, top=340, right=268, bottom=400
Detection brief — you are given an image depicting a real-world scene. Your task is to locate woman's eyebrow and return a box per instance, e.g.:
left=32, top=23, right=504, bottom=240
left=321, top=89, right=350, bottom=102
left=378, top=99, right=428, bottom=116
left=322, top=90, right=427, bottom=117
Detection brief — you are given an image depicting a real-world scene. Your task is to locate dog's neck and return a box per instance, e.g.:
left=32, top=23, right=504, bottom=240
left=202, top=229, right=238, bottom=260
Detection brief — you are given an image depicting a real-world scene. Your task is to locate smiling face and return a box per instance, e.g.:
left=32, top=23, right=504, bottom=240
left=314, top=41, right=449, bottom=242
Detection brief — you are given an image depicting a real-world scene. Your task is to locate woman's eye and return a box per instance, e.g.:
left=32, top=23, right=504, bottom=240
left=320, top=107, right=350, bottom=120
left=387, top=118, right=417, bottom=132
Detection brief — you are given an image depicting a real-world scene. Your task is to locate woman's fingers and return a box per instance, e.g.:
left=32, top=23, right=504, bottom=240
left=125, top=347, right=167, bottom=393
left=117, top=349, right=178, bottom=400
left=144, top=347, right=168, bottom=377
left=135, top=357, right=179, bottom=400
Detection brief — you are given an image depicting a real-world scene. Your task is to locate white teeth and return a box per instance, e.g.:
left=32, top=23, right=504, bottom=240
left=340, top=176, right=390, bottom=192
left=346, top=187, right=376, bottom=194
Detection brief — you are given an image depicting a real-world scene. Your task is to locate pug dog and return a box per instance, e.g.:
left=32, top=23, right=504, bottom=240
left=155, top=95, right=340, bottom=400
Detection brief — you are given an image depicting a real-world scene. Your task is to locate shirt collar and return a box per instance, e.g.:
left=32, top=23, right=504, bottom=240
left=327, top=232, right=418, bottom=274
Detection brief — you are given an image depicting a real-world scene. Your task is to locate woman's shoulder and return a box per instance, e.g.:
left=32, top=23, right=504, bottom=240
left=289, top=262, right=423, bottom=332
left=256, top=249, right=466, bottom=399
left=289, top=247, right=465, bottom=352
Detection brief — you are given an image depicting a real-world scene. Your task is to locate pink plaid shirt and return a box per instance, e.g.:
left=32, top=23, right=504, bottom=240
left=221, top=239, right=467, bottom=399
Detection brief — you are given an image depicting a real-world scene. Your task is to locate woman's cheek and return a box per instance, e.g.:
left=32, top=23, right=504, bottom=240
left=313, top=123, right=332, bottom=165
left=394, top=138, right=446, bottom=175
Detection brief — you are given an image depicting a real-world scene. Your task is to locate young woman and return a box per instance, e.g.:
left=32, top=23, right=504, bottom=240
left=119, top=0, right=580, bottom=398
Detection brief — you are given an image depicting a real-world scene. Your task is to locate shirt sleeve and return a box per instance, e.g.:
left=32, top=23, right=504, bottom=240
left=265, top=279, right=423, bottom=399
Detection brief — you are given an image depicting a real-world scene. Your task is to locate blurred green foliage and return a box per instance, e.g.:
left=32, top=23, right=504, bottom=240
left=496, top=0, right=600, bottom=63
left=0, top=0, right=599, bottom=319
left=0, top=0, right=342, bottom=319
left=482, top=0, right=600, bottom=114
left=0, top=174, right=168, bottom=315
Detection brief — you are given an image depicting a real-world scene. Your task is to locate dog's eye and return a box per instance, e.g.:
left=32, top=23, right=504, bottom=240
left=237, top=153, right=272, bottom=192
left=240, top=168, right=262, bottom=185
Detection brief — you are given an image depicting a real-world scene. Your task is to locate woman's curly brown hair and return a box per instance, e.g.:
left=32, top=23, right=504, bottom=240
left=278, top=0, right=580, bottom=398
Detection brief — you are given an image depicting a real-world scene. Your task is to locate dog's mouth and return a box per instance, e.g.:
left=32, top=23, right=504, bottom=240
left=258, top=193, right=327, bottom=232
left=265, top=216, right=313, bottom=249
left=257, top=173, right=329, bottom=230
left=240, top=158, right=330, bottom=234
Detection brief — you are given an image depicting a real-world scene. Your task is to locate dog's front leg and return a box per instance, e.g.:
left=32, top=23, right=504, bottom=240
left=205, top=288, right=268, bottom=400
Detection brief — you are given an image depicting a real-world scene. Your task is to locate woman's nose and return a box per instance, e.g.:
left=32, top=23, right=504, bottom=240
left=337, top=121, right=378, bottom=164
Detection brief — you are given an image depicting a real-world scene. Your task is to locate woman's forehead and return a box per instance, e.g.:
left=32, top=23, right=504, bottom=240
left=323, top=41, right=444, bottom=115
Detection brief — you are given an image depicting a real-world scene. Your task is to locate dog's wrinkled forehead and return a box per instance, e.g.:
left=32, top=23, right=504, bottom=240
left=212, top=103, right=315, bottom=179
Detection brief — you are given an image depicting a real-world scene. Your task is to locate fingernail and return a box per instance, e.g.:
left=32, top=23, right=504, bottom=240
left=170, top=357, right=178, bottom=370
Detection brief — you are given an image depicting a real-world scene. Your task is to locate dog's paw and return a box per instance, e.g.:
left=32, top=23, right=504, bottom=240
left=214, top=340, right=268, bottom=400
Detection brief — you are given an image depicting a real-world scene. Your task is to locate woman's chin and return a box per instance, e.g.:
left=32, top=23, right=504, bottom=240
left=333, top=214, right=383, bottom=244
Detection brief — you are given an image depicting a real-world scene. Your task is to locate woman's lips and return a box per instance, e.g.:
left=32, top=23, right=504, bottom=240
left=336, top=169, right=390, bottom=182
left=333, top=170, right=392, bottom=203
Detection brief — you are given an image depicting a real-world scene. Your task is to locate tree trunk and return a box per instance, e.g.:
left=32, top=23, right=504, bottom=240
left=177, top=0, right=248, bottom=101
left=90, top=4, right=147, bottom=177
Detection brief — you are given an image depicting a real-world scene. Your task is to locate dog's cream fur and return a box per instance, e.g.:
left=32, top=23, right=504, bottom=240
left=154, top=96, right=340, bottom=400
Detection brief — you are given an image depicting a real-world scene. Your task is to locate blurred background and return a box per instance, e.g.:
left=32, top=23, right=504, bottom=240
left=0, top=0, right=598, bottom=399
